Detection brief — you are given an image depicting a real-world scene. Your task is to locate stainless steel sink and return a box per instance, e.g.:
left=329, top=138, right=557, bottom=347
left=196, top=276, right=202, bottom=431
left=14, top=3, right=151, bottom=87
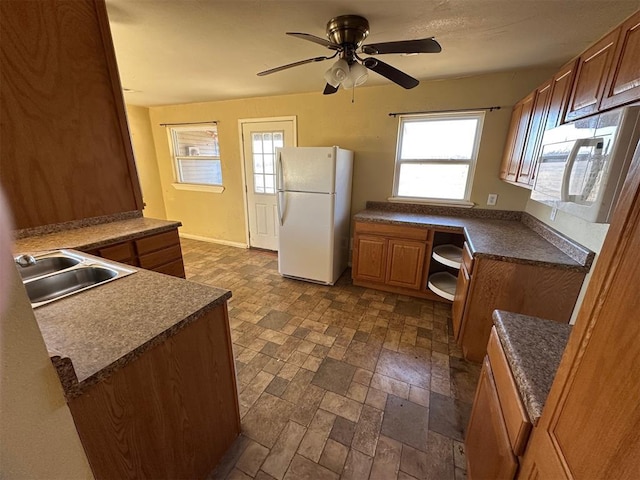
left=17, top=253, right=82, bottom=280
left=16, top=250, right=136, bottom=308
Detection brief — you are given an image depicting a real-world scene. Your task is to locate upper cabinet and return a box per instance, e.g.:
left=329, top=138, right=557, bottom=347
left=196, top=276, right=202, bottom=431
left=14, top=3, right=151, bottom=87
left=0, top=0, right=143, bottom=230
left=564, top=29, right=620, bottom=121
left=601, top=10, right=640, bottom=111
left=501, top=10, right=640, bottom=189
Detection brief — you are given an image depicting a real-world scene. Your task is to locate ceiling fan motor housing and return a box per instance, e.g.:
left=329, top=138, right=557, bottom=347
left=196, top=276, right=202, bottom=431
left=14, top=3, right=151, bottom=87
left=326, top=15, right=370, bottom=47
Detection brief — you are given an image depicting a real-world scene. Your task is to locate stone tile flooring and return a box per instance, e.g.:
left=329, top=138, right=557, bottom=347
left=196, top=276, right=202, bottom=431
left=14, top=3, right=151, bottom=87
left=180, top=238, right=481, bottom=480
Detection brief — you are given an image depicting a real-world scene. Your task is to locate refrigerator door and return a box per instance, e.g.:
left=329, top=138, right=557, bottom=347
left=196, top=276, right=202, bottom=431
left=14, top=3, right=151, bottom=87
left=278, top=191, right=336, bottom=284
left=278, top=147, right=336, bottom=194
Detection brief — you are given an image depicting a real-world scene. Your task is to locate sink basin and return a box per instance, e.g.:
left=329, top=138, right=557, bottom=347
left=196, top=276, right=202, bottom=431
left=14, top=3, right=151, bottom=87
left=25, top=266, right=118, bottom=305
left=17, top=254, right=82, bottom=280
left=17, top=249, right=136, bottom=308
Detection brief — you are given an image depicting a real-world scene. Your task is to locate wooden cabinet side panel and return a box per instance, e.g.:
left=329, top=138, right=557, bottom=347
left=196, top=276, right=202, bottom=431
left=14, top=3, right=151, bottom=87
left=451, top=263, right=470, bottom=340
left=461, top=260, right=584, bottom=362
left=601, top=10, right=640, bottom=110
left=69, top=304, right=240, bottom=479
left=0, top=0, right=141, bottom=229
left=500, top=105, right=523, bottom=180
left=465, top=358, right=518, bottom=480
left=565, top=30, right=619, bottom=121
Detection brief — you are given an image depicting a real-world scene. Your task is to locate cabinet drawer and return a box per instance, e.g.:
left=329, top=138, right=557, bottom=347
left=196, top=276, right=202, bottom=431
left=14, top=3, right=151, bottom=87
left=135, top=229, right=180, bottom=255
left=98, top=241, right=135, bottom=264
left=139, top=244, right=183, bottom=270
left=153, top=258, right=186, bottom=278
left=355, top=221, right=431, bottom=241
left=462, top=242, right=474, bottom=274
left=488, top=327, right=532, bottom=455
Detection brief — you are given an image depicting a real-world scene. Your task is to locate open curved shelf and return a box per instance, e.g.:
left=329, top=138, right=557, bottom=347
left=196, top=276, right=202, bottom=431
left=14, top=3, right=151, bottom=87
left=432, top=244, right=463, bottom=270
left=427, top=271, right=457, bottom=301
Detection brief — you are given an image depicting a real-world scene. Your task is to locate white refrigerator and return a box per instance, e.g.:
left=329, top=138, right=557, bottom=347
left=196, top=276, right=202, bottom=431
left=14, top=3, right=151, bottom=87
left=276, top=146, right=353, bottom=285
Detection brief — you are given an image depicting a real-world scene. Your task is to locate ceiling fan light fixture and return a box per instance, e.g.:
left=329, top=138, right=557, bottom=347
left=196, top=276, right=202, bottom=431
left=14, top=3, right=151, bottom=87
left=324, top=58, right=349, bottom=87
left=343, top=62, right=368, bottom=89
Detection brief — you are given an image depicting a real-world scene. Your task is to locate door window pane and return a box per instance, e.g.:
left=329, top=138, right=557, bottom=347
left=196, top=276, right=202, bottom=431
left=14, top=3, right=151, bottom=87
left=252, top=130, right=283, bottom=195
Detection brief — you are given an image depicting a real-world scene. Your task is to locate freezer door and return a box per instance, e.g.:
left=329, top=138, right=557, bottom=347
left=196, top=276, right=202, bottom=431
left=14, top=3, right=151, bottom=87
left=278, top=191, right=337, bottom=284
left=277, top=147, right=336, bottom=193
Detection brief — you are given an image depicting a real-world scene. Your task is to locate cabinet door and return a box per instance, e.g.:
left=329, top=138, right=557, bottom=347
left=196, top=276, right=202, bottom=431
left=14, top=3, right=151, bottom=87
left=517, top=81, right=552, bottom=186
left=466, top=358, right=518, bottom=480
left=352, top=234, right=387, bottom=283
left=385, top=239, right=426, bottom=290
left=451, top=263, right=469, bottom=340
left=564, top=29, right=619, bottom=121
left=500, top=92, right=535, bottom=183
left=601, top=10, right=640, bottom=110
left=544, top=60, right=577, bottom=131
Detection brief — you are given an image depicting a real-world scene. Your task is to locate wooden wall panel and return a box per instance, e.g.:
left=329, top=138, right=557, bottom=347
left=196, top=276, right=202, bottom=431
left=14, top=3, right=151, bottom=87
left=0, top=0, right=142, bottom=229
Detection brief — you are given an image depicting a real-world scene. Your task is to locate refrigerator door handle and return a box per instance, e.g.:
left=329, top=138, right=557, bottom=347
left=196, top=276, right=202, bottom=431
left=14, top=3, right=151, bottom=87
left=277, top=152, right=284, bottom=192
left=277, top=191, right=284, bottom=226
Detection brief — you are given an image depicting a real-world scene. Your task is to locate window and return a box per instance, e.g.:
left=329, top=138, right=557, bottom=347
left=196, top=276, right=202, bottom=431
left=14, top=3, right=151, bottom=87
left=168, top=124, right=222, bottom=189
left=251, top=131, right=283, bottom=194
left=393, top=112, right=485, bottom=202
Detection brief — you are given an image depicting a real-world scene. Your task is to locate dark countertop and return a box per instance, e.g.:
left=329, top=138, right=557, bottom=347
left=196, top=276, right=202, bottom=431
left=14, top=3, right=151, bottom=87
left=14, top=216, right=182, bottom=253
left=492, top=310, right=571, bottom=424
left=34, top=262, right=231, bottom=400
left=354, top=209, right=591, bottom=271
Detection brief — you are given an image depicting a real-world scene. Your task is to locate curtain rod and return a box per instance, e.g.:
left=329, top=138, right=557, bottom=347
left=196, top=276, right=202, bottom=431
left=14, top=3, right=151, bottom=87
left=159, top=120, right=218, bottom=126
left=388, top=106, right=502, bottom=117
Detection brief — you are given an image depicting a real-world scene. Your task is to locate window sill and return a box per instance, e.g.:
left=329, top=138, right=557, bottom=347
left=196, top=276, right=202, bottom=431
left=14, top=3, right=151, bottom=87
left=172, top=183, right=225, bottom=193
left=387, top=197, right=475, bottom=208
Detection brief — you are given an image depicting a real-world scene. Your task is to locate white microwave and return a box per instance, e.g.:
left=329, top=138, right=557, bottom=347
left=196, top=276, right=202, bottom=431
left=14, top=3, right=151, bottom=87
left=531, top=106, right=640, bottom=223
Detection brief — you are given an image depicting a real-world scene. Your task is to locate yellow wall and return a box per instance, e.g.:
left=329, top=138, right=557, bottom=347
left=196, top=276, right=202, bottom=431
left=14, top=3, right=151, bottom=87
left=126, top=105, right=167, bottom=219
left=147, top=67, right=554, bottom=244
left=0, top=265, right=94, bottom=479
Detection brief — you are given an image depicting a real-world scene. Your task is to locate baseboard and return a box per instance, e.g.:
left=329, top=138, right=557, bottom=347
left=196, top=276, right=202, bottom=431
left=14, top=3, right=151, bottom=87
left=178, top=232, right=248, bottom=249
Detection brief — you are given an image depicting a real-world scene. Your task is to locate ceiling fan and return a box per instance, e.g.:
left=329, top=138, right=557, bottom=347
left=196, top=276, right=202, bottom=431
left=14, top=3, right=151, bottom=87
left=257, top=15, right=441, bottom=95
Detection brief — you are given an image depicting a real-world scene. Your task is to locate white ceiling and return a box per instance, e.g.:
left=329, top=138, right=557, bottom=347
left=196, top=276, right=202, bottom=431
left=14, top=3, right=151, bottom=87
left=106, top=0, right=639, bottom=107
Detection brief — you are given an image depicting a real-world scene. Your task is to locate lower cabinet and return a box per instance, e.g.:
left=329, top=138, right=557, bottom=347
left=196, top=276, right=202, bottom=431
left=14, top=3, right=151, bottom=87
left=87, top=227, right=186, bottom=278
left=352, top=221, right=441, bottom=300
left=68, top=302, right=240, bottom=479
left=456, top=256, right=584, bottom=362
left=466, top=328, right=532, bottom=479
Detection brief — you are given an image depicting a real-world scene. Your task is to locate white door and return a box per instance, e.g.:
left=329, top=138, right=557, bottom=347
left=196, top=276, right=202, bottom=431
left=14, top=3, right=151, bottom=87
left=241, top=119, right=295, bottom=250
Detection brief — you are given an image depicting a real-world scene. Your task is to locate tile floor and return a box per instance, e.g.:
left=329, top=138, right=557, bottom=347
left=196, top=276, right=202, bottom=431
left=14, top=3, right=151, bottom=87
left=180, top=238, right=481, bottom=480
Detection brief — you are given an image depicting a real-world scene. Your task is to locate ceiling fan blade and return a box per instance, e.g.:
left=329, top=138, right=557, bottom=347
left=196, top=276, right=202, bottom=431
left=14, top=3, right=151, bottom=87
left=362, top=58, right=419, bottom=89
left=286, top=32, right=340, bottom=50
left=257, top=56, right=332, bottom=76
left=362, top=38, right=442, bottom=55
left=323, top=83, right=339, bottom=95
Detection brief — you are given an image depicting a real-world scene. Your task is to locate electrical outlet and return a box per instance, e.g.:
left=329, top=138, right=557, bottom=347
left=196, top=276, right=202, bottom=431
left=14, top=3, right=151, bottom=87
left=551, top=206, right=558, bottom=221
left=487, top=193, right=498, bottom=206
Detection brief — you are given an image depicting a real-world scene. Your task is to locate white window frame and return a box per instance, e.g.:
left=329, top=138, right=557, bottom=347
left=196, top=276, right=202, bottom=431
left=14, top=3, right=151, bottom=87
left=391, top=111, right=485, bottom=205
left=168, top=124, right=224, bottom=193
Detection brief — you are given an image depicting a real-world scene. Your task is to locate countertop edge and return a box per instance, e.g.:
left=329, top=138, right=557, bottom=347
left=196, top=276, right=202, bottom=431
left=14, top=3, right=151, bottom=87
left=76, top=221, right=182, bottom=251
left=56, top=291, right=232, bottom=401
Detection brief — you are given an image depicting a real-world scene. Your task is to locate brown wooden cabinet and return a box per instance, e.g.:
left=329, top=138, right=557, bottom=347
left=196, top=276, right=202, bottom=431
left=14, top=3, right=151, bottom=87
left=466, top=357, right=518, bottom=480
left=500, top=92, right=535, bottom=183
left=564, top=29, right=620, bottom=121
left=601, top=10, right=640, bottom=111
left=466, top=328, right=532, bottom=479
left=87, top=228, right=186, bottom=278
left=519, top=120, right=640, bottom=479
left=0, top=0, right=143, bottom=230
left=352, top=222, right=441, bottom=300
left=457, top=257, right=584, bottom=362
left=69, top=302, right=240, bottom=479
